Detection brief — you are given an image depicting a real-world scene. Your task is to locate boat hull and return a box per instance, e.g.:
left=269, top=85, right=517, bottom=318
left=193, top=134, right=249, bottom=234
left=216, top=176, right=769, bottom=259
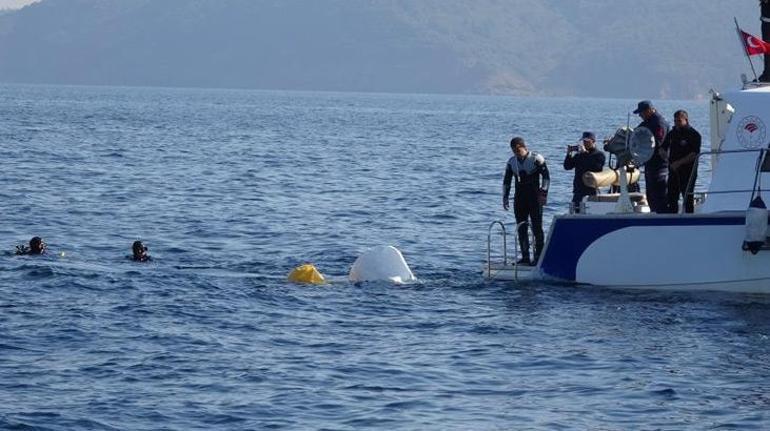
left=538, top=212, right=770, bottom=293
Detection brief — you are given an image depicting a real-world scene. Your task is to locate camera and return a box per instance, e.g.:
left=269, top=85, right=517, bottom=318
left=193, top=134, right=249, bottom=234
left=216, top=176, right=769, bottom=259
left=568, top=144, right=583, bottom=152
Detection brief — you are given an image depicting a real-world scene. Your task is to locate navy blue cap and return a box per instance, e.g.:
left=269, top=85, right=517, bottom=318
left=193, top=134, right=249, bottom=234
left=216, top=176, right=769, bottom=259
left=633, top=100, right=653, bottom=114
left=581, top=131, right=596, bottom=141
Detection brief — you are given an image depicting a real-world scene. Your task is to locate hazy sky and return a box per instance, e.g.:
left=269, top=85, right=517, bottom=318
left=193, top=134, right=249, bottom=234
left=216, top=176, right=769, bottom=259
left=0, top=0, right=37, bottom=9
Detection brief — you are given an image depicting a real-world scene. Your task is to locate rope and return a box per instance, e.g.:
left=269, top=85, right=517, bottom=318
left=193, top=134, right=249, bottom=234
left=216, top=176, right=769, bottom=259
left=750, top=151, right=765, bottom=201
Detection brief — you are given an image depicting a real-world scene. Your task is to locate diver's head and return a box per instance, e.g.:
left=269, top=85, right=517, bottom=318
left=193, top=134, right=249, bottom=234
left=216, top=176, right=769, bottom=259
left=29, top=237, right=45, bottom=255
left=132, top=240, right=148, bottom=261
left=510, top=137, right=528, bottom=158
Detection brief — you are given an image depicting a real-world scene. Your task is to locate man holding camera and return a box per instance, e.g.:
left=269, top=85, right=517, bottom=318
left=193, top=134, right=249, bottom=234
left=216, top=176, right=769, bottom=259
left=502, top=137, right=550, bottom=265
left=563, top=131, right=606, bottom=212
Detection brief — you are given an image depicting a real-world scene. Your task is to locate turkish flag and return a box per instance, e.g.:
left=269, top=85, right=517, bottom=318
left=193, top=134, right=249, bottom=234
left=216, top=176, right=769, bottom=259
left=740, top=29, right=770, bottom=56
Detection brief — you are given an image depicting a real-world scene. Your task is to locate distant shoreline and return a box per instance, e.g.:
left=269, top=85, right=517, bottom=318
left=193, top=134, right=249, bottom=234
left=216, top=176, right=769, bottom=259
left=0, top=80, right=712, bottom=103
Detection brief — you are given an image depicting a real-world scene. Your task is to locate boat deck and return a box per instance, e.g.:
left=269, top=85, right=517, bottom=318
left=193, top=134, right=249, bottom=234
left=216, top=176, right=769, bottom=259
left=483, top=263, right=540, bottom=281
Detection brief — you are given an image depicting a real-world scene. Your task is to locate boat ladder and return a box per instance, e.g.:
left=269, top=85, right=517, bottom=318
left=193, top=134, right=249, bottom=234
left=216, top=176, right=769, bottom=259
left=486, top=220, right=530, bottom=281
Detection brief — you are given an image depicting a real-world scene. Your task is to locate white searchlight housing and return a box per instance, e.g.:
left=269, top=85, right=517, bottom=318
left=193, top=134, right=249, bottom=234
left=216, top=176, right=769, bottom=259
left=603, top=126, right=655, bottom=213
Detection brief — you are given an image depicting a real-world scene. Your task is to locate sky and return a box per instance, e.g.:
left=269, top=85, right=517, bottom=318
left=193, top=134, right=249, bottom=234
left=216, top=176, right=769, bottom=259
left=0, top=0, right=37, bottom=9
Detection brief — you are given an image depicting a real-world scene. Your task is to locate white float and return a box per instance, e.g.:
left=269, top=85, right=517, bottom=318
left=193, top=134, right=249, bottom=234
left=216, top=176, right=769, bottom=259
left=348, top=245, right=416, bottom=283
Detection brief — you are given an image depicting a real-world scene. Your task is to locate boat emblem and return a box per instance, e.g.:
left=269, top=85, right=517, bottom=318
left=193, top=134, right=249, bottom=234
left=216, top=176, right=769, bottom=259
left=736, top=115, right=767, bottom=149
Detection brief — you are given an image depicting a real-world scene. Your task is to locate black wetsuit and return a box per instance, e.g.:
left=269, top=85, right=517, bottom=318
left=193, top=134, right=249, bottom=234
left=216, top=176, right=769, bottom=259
left=662, top=125, right=701, bottom=213
left=639, top=112, right=670, bottom=213
left=132, top=254, right=151, bottom=262
left=563, top=148, right=606, bottom=211
left=503, top=151, right=550, bottom=263
left=15, top=248, right=44, bottom=256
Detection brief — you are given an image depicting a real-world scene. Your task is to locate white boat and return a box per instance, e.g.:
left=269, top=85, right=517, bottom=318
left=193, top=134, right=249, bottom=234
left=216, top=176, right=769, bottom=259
left=485, top=9, right=770, bottom=292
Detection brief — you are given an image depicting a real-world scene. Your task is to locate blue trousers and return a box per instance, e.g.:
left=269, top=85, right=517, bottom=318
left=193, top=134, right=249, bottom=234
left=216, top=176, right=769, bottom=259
left=645, top=168, right=668, bottom=213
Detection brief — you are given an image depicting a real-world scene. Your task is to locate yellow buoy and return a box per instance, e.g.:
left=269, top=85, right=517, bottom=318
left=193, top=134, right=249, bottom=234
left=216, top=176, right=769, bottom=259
left=287, top=264, right=325, bottom=284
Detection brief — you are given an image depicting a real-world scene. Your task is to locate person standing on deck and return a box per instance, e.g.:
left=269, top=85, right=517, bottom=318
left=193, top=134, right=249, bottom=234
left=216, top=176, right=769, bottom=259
left=564, top=131, right=606, bottom=212
left=661, top=110, right=701, bottom=213
left=634, top=100, right=670, bottom=213
left=502, top=137, right=550, bottom=265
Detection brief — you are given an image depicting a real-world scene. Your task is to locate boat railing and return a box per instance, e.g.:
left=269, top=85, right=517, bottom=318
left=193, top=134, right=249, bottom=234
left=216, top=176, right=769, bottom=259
left=686, top=148, right=770, bottom=208
left=486, top=221, right=508, bottom=279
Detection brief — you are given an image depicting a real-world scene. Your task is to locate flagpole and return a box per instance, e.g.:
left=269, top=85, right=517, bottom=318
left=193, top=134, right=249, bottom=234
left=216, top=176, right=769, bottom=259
left=736, top=17, right=760, bottom=82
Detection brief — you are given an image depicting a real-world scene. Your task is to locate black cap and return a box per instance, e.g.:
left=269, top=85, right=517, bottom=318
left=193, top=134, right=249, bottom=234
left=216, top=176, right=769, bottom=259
left=581, top=131, right=596, bottom=141
left=633, top=100, right=653, bottom=114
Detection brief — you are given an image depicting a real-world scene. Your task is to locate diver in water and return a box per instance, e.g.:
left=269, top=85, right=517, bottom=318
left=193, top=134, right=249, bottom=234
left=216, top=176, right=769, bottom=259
left=15, top=236, right=47, bottom=255
left=131, top=240, right=151, bottom=262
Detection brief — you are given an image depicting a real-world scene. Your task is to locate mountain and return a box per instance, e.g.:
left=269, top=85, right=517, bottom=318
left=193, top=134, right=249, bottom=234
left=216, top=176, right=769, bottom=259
left=0, top=0, right=760, bottom=98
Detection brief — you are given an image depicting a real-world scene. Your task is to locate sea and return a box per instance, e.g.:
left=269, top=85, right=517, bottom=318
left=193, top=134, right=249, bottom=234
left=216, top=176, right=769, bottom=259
left=0, top=84, right=768, bottom=430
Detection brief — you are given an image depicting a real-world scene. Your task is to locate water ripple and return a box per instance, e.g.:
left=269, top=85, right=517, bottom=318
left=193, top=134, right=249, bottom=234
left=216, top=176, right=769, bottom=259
left=0, top=84, right=766, bottom=429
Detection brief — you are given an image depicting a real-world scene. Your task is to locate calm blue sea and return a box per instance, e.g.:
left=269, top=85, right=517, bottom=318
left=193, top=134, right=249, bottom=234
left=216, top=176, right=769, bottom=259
left=0, top=84, right=768, bottom=430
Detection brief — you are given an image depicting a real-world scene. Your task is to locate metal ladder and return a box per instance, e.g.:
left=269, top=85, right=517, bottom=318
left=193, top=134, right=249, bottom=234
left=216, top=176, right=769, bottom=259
left=486, top=220, right=530, bottom=281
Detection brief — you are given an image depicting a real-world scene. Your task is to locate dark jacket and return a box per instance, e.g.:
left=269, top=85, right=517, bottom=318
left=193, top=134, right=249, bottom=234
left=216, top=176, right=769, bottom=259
left=638, top=111, right=670, bottom=172
left=503, top=151, right=550, bottom=203
left=564, top=148, right=606, bottom=197
left=661, top=125, right=701, bottom=174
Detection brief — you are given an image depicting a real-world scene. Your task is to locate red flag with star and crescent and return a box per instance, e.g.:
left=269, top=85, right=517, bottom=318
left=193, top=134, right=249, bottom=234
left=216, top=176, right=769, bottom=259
left=739, top=29, right=770, bottom=56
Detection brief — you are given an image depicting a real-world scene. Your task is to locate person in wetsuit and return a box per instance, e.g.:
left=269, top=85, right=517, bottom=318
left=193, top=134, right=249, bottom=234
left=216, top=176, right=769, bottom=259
left=564, top=131, right=606, bottom=212
left=15, top=236, right=46, bottom=255
left=634, top=100, right=670, bottom=213
left=503, top=137, right=550, bottom=265
left=132, top=240, right=151, bottom=262
left=661, top=110, right=701, bottom=213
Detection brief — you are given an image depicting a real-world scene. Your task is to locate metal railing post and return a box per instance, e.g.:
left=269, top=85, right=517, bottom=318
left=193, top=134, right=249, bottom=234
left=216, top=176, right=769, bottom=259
left=486, top=221, right=507, bottom=278
left=686, top=148, right=770, bottom=207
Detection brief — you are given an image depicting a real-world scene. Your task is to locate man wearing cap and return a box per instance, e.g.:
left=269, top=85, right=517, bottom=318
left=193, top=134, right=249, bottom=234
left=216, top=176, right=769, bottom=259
left=634, top=100, right=670, bottom=213
left=564, top=131, right=606, bottom=212
left=503, top=137, right=550, bottom=265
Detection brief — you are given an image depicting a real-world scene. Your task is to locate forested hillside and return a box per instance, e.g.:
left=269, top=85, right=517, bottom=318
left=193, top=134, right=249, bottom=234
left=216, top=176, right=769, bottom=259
left=0, top=0, right=759, bottom=98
